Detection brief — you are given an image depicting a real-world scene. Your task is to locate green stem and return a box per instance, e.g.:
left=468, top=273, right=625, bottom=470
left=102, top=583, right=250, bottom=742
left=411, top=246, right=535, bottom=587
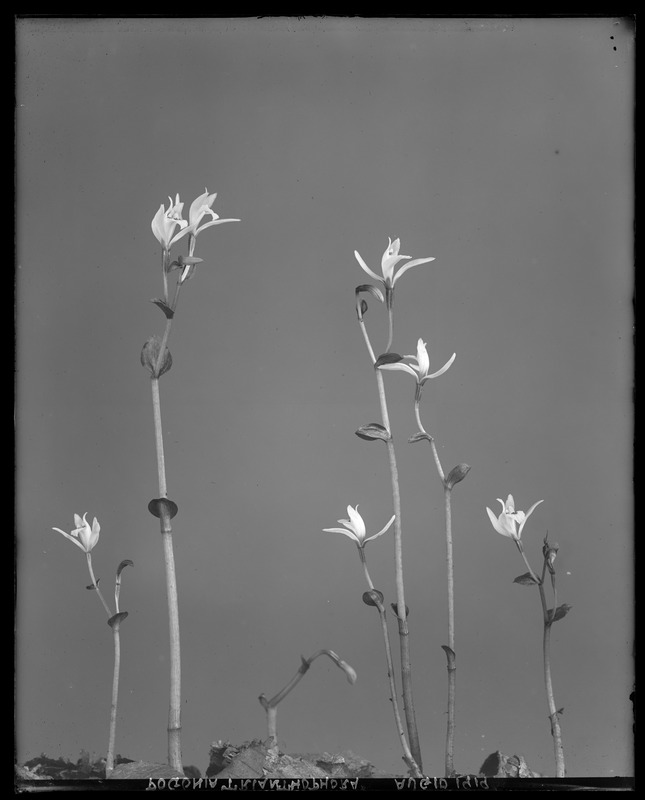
left=150, top=375, right=183, bottom=774
left=359, top=549, right=422, bottom=777
left=85, top=553, right=112, bottom=618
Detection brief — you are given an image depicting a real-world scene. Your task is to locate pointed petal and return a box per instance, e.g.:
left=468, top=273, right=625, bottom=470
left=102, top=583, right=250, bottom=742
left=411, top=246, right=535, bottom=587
left=378, top=362, right=420, bottom=379
left=193, top=218, right=241, bottom=236
left=365, top=514, right=396, bottom=542
left=323, top=527, right=360, bottom=545
left=505, top=495, right=515, bottom=513
left=486, top=507, right=506, bottom=536
left=52, top=528, right=86, bottom=550
left=423, top=352, right=457, bottom=381
left=354, top=250, right=382, bottom=283
left=391, top=257, right=435, bottom=284
left=518, top=499, right=544, bottom=537
left=346, top=505, right=366, bottom=540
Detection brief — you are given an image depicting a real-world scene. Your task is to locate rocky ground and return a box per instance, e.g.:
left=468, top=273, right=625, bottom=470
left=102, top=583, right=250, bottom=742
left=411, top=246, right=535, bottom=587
left=15, top=744, right=540, bottom=781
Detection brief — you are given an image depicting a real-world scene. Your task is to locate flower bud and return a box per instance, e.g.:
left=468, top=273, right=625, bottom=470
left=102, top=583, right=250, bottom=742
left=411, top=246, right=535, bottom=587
left=445, top=463, right=471, bottom=489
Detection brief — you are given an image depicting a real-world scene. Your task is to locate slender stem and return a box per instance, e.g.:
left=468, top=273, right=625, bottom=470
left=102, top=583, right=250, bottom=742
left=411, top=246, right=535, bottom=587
left=515, top=540, right=541, bottom=585
left=359, top=549, right=422, bottom=777
left=386, top=290, right=394, bottom=353
left=443, top=485, right=456, bottom=777
left=105, top=621, right=121, bottom=776
left=358, top=310, right=422, bottom=769
left=85, top=553, right=112, bottom=618
left=516, top=544, right=565, bottom=777
left=415, top=395, right=456, bottom=776
left=150, top=375, right=183, bottom=774
left=540, top=583, right=566, bottom=777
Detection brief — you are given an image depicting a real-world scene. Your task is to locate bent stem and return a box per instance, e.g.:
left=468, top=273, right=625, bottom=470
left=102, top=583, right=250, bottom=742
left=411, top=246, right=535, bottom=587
left=357, top=307, right=422, bottom=770
left=258, top=650, right=357, bottom=755
left=359, top=549, right=423, bottom=778
left=414, top=397, right=456, bottom=777
left=151, top=374, right=183, bottom=774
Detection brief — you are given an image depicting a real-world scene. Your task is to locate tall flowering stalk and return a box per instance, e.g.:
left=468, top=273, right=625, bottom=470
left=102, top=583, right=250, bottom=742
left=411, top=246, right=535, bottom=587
left=323, top=506, right=422, bottom=777
left=352, top=237, right=435, bottom=769
left=52, top=514, right=133, bottom=776
left=486, top=495, right=569, bottom=777
left=380, top=338, right=466, bottom=777
left=145, top=189, right=239, bottom=772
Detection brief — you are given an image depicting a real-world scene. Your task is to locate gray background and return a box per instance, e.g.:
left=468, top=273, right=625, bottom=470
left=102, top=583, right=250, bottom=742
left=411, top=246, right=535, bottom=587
left=16, top=17, right=633, bottom=778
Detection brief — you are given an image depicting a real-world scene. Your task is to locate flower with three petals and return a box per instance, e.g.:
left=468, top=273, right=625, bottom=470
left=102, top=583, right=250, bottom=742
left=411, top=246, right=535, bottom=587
left=323, top=505, right=395, bottom=549
left=379, top=338, right=456, bottom=385
left=486, top=494, right=544, bottom=542
left=354, top=237, right=435, bottom=290
left=53, top=513, right=101, bottom=553
left=151, top=194, right=189, bottom=252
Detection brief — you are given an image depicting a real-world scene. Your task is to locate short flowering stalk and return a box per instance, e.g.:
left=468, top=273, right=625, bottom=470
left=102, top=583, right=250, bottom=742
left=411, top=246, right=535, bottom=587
left=52, top=515, right=132, bottom=777
left=323, top=507, right=422, bottom=777
left=355, top=238, right=434, bottom=352
left=258, top=649, right=357, bottom=754
left=354, top=279, right=423, bottom=769
left=486, top=498, right=567, bottom=777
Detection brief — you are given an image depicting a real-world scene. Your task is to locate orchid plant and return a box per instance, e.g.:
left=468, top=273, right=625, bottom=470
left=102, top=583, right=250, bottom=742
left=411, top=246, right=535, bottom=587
left=145, top=188, right=239, bottom=773
left=52, top=514, right=133, bottom=776
left=323, top=506, right=422, bottom=777
left=377, top=333, right=467, bottom=777
left=349, top=238, right=443, bottom=771
left=486, top=495, right=569, bottom=777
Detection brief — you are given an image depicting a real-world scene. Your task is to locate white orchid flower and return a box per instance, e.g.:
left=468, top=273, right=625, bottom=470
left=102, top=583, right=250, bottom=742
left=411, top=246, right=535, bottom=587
left=323, top=505, right=395, bottom=549
left=379, top=338, right=456, bottom=384
left=486, top=495, right=544, bottom=541
left=53, top=512, right=100, bottom=553
left=151, top=194, right=189, bottom=252
left=171, top=188, right=240, bottom=246
left=354, top=237, right=435, bottom=289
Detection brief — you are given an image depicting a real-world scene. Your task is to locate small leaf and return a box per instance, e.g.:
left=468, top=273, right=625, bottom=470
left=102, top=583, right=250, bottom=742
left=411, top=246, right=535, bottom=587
left=551, top=603, right=572, bottom=622
left=178, top=255, right=203, bottom=266
left=513, top=572, right=539, bottom=586
left=390, top=602, right=410, bottom=619
left=140, top=336, right=172, bottom=377
left=355, top=284, right=385, bottom=303
left=150, top=298, right=175, bottom=319
left=362, top=589, right=384, bottom=607
left=107, top=611, right=129, bottom=628
left=408, top=431, right=431, bottom=444
left=374, top=353, right=403, bottom=368
left=116, top=560, right=134, bottom=579
left=557, top=707, right=565, bottom=716
left=86, top=579, right=100, bottom=590
left=148, top=497, right=179, bottom=520
left=355, top=423, right=391, bottom=442
left=445, top=463, right=471, bottom=489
